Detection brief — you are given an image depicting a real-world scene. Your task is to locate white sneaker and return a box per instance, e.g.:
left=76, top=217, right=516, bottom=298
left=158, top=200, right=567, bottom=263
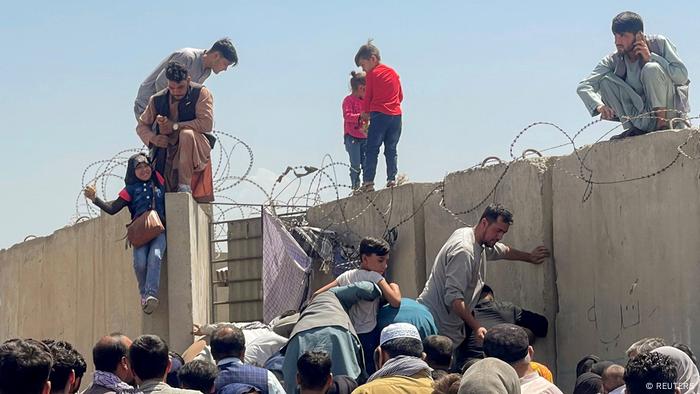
left=143, top=296, right=159, bottom=314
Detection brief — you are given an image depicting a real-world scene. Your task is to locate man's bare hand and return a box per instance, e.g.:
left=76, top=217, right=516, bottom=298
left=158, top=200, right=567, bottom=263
left=475, top=327, right=488, bottom=344
left=151, top=135, right=169, bottom=148
left=528, top=246, right=550, bottom=264
left=156, top=115, right=173, bottom=135
left=597, top=104, right=616, bottom=120
left=84, top=185, right=97, bottom=202
left=634, top=34, right=651, bottom=63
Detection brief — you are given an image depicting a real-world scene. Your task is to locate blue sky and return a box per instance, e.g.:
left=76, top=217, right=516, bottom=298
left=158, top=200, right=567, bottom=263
left=1, top=1, right=698, bottom=248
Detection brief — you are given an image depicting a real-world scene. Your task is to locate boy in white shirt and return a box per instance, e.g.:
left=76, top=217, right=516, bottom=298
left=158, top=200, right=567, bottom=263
left=314, top=237, right=402, bottom=374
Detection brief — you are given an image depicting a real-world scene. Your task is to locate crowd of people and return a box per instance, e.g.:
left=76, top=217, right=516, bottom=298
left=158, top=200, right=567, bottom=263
left=3, top=8, right=695, bottom=394
left=2, top=314, right=699, bottom=393
left=3, top=202, right=699, bottom=393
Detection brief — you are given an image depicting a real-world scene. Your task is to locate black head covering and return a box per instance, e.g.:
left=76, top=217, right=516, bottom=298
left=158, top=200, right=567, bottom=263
left=124, top=153, right=152, bottom=185
left=576, top=354, right=601, bottom=377
left=573, top=372, right=603, bottom=394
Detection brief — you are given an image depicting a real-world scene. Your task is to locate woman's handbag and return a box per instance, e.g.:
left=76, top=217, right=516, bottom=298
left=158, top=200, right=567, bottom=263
left=126, top=184, right=164, bottom=247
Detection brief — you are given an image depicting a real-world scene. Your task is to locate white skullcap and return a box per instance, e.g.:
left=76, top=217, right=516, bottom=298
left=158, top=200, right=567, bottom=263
left=379, top=323, right=421, bottom=346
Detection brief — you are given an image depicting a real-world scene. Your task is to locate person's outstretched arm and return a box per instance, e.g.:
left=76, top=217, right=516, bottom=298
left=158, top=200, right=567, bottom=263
left=84, top=185, right=128, bottom=215
left=491, top=244, right=550, bottom=264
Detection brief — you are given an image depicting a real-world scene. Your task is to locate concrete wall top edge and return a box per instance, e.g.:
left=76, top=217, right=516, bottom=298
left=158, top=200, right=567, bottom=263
left=1, top=214, right=117, bottom=255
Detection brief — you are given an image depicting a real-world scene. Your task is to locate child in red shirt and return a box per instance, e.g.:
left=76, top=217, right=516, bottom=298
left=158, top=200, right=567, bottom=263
left=342, top=71, right=368, bottom=190
left=354, top=40, right=403, bottom=192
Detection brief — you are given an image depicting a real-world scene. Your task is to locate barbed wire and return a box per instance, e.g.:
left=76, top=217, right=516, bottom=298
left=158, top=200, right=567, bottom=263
left=72, top=112, right=699, bottom=257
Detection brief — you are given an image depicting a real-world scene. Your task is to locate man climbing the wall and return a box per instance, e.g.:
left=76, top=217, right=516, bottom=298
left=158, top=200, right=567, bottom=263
left=417, top=203, right=550, bottom=372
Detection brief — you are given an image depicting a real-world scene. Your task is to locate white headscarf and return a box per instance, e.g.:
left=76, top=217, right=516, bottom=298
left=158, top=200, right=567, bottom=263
left=652, top=346, right=700, bottom=394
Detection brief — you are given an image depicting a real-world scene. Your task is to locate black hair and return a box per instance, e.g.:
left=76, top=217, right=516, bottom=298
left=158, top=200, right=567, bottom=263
left=128, top=335, right=170, bottom=381
left=480, top=284, right=494, bottom=298
left=483, top=324, right=529, bottom=363
left=673, top=342, right=698, bottom=367
left=178, top=360, right=218, bottom=393
left=480, top=203, right=514, bottom=225
left=576, top=354, right=601, bottom=377
left=354, top=39, right=381, bottom=66
left=210, top=38, right=238, bottom=65
left=165, top=61, right=189, bottom=82
left=210, top=326, right=246, bottom=361
left=381, top=337, right=423, bottom=359
left=349, top=71, right=366, bottom=92
left=93, top=334, right=129, bottom=373
left=612, top=11, right=644, bottom=35
left=624, top=352, right=677, bottom=394
left=422, top=336, right=453, bottom=368
left=359, top=237, right=390, bottom=257
left=43, top=340, right=86, bottom=392
left=297, top=351, right=331, bottom=390
left=0, top=338, right=53, bottom=394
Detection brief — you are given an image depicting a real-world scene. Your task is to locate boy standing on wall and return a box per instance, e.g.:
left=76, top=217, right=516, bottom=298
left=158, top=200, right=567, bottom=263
left=355, top=40, right=404, bottom=193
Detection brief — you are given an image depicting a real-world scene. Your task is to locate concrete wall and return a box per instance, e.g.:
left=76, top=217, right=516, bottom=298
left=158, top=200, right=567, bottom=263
left=0, top=209, right=168, bottom=383
left=165, top=193, right=213, bottom=354
left=3, top=130, right=697, bottom=391
left=552, top=130, right=700, bottom=390
left=306, top=129, right=700, bottom=391
left=0, top=192, right=210, bottom=383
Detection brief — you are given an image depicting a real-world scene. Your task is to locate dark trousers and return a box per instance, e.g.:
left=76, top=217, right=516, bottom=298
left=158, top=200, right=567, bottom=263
left=363, top=112, right=402, bottom=183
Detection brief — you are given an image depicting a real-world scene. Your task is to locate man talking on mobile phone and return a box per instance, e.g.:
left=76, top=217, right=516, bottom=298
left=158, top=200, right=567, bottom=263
left=577, top=11, right=690, bottom=140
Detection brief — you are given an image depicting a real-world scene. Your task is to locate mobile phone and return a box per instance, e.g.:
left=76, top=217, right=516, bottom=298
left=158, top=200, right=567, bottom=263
left=636, top=32, right=644, bottom=41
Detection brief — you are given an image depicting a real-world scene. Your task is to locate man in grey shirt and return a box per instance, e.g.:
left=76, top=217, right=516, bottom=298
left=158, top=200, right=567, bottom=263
left=134, top=38, right=238, bottom=118
left=417, top=203, right=549, bottom=363
left=577, top=11, right=689, bottom=140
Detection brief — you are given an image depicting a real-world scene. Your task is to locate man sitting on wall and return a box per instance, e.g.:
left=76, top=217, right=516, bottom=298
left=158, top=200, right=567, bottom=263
left=577, top=11, right=690, bottom=139
left=136, top=61, right=214, bottom=199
